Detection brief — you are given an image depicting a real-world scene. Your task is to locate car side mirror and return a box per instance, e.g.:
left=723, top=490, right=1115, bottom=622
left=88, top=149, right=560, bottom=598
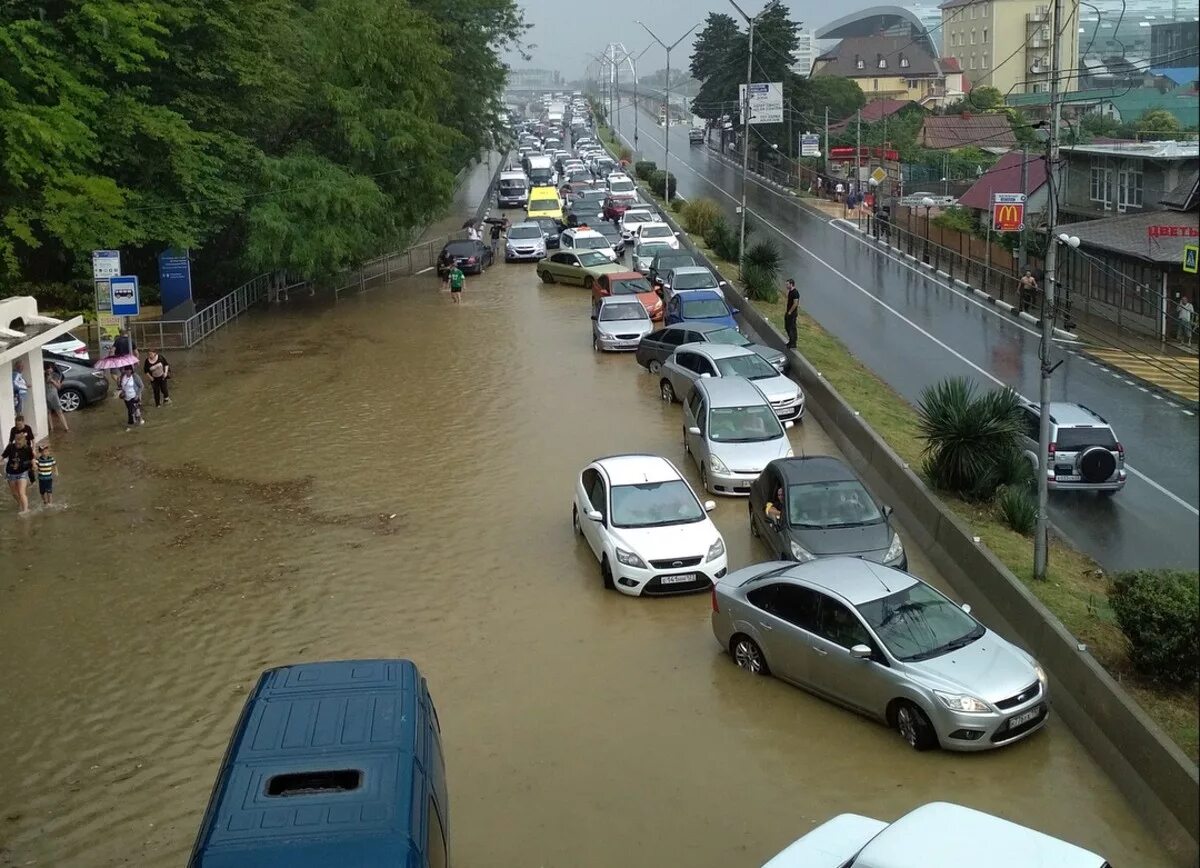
left=961, top=603, right=972, bottom=614
left=883, top=505, right=894, bottom=517
left=590, top=314, right=597, bottom=320
left=571, top=262, right=580, bottom=267
left=704, top=500, right=716, bottom=512
left=731, top=307, right=741, bottom=315
left=699, top=372, right=712, bottom=378
left=784, top=420, right=794, bottom=429
left=585, top=508, right=604, bottom=522
left=849, top=644, right=873, bottom=660
left=687, top=426, right=702, bottom=436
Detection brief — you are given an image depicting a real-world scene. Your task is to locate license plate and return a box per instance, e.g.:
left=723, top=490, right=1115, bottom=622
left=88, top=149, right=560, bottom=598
left=1056, top=475, right=1080, bottom=482
left=1008, top=707, right=1040, bottom=728
left=659, top=573, right=697, bottom=584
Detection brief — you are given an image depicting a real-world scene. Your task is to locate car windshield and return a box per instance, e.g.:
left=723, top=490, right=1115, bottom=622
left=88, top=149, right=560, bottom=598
left=857, top=582, right=984, bottom=662
left=706, top=406, right=783, bottom=443
left=535, top=219, right=561, bottom=234
left=681, top=297, right=729, bottom=319
left=609, top=180, right=635, bottom=193
left=637, top=244, right=670, bottom=260
left=608, top=277, right=651, bottom=296
left=577, top=251, right=609, bottom=267
left=600, top=303, right=648, bottom=321
left=642, top=225, right=672, bottom=239
left=715, top=354, right=776, bottom=380
left=704, top=326, right=751, bottom=347
left=656, top=254, right=696, bottom=270
left=610, top=480, right=705, bottom=528
left=674, top=271, right=717, bottom=290
left=787, top=480, right=884, bottom=528
left=576, top=236, right=610, bottom=250
left=624, top=212, right=651, bottom=225
left=509, top=226, right=542, bottom=239
left=500, top=180, right=526, bottom=191
left=529, top=170, right=553, bottom=184
left=445, top=242, right=476, bottom=255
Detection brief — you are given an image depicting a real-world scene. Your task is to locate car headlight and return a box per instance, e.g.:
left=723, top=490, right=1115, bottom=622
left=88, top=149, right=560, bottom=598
left=790, top=540, right=816, bottom=562
left=615, top=547, right=646, bottom=569
left=884, top=533, right=905, bottom=564
left=1034, top=664, right=1047, bottom=688
left=707, top=537, right=725, bottom=562
left=708, top=454, right=729, bottom=474
left=934, top=691, right=991, bottom=713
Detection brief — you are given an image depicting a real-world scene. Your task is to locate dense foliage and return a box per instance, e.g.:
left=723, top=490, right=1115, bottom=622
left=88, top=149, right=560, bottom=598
left=0, top=0, right=526, bottom=301
left=1110, top=570, right=1200, bottom=687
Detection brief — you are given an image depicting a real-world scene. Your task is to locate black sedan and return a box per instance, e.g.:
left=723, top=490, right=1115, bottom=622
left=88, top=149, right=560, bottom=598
left=436, top=239, right=494, bottom=277
left=533, top=217, right=565, bottom=249
left=748, top=456, right=908, bottom=569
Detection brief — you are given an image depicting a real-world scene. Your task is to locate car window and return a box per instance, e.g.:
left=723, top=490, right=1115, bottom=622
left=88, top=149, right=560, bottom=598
left=600, top=303, right=648, bottom=322
left=683, top=331, right=705, bottom=344
left=681, top=297, right=730, bottom=319
left=857, top=582, right=984, bottom=662
left=687, top=388, right=703, bottom=420
left=1022, top=409, right=1040, bottom=440
left=585, top=470, right=607, bottom=515
left=815, top=595, right=874, bottom=649
left=660, top=329, right=686, bottom=347
left=748, top=583, right=821, bottom=631
left=1056, top=427, right=1117, bottom=450
left=575, top=235, right=611, bottom=250
left=608, top=278, right=650, bottom=296
left=509, top=226, right=541, bottom=239
left=675, top=271, right=719, bottom=290
left=704, top=327, right=750, bottom=347
left=642, top=225, right=672, bottom=239
left=696, top=356, right=717, bottom=376
left=578, top=251, right=609, bottom=267
left=715, top=354, right=776, bottom=380
left=551, top=253, right=571, bottom=264
left=610, top=480, right=704, bottom=528
left=707, top=406, right=783, bottom=443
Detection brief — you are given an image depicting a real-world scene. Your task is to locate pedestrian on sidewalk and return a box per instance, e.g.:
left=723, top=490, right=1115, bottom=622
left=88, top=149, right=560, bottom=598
left=784, top=278, right=800, bottom=349
left=2, top=431, right=34, bottom=514
left=118, top=366, right=145, bottom=427
left=1178, top=295, right=1195, bottom=347
left=1019, top=270, right=1038, bottom=315
left=12, top=360, right=28, bottom=415
left=834, top=181, right=844, bottom=204
left=44, top=363, right=69, bottom=432
left=143, top=349, right=172, bottom=407
left=448, top=264, right=465, bottom=304
left=34, top=442, right=57, bottom=506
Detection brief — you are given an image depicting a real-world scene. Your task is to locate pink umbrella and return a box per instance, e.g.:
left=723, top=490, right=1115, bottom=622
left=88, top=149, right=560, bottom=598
left=93, top=353, right=139, bottom=370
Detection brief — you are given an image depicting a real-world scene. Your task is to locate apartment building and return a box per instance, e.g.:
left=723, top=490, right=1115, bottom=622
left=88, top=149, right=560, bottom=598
left=940, top=0, right=1080, bottom=95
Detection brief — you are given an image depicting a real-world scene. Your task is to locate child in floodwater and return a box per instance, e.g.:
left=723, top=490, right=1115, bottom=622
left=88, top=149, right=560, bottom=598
left=35, top=443, right=57, bottom=506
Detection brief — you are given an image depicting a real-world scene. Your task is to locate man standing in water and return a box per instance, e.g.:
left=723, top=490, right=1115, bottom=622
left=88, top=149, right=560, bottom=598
left=448, top=264, right=465, bottom=304
left=783, top=278, right=800, bottom=350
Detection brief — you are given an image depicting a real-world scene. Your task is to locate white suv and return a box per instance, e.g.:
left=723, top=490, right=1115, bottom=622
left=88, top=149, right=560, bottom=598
left=1018, top=401, right=1126, bottom=494
left=572, top=454, right=727, bottom=596
left=560, top=227, right=617, bottom=262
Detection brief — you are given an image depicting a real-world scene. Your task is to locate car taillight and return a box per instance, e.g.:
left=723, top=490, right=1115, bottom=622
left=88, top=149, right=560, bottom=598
left=1115, top=441, right=1124, bottom=457
left=1047, top=442, right=1056, bottom=457
left=710, top=586, right=720, bottom=614
left=466, top=257, right=476, bottom=264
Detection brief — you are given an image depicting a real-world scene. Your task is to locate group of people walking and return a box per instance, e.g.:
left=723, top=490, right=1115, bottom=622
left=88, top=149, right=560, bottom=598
left=3, top=415, right=58, bottom=514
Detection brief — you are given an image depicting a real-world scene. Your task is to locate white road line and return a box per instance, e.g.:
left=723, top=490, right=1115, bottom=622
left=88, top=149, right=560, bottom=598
left=416, top=266, right=434, bottom=275
left=616, top=118, right=1200, bottom=516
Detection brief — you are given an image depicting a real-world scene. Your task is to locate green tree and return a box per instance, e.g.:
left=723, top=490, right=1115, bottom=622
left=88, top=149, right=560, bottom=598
left=1135, top=108, right=1182, bottom=136
left=689, top=13, right=743, bottom=121
left=968, top=85, right=1003, bottom=111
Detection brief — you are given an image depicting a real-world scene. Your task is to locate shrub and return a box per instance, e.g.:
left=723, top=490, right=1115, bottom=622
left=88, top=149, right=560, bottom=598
left=618, top=146, right=633, bottom=163
left=916, top=377, right=1023, bottom=500
left=742, top=240, right=782, bottom=279
left=670, top=196, right=686, bottom=213
left=646, top=171, right=676, bottom=199
left=633, top=160, right=658, bottom=180
left=1109, top=570, right=1200, bottom=686
left=740, top=262, right=778, bottom=303
left=682, top=198, right=721, bottom=238
left=996, top=484, right=1037, bottom=534
left=705, top=217, right=745, bottom=262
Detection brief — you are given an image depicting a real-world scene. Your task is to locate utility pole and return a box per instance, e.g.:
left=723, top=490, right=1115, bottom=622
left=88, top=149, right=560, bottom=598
left=823, top=105, right=829, bottom=174
left=638, top=21, right=701, bottom=206
left=1018, top=145, right=1030, bottom=273
left=855, top=109, right=862, bottom=225
left=630, top=44, right=652, bottom=156
left=730, top=0, right=781, bottom=263
left=1033, top=0, right=1067, bottom=581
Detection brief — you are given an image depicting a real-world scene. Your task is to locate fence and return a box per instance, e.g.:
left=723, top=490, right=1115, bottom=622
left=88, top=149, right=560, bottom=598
left=326, top=237, right=450, bottom=299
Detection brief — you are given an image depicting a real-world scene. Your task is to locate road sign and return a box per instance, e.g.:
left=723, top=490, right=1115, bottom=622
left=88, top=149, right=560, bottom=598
left=110, top=275, right=140, bottom=317
left=92, top=250, right=121, bottom=279
left=992, top=192, right=1026, bottom=232
left=897, top=194, right=958, bottom=207
left=870, top=167, right=888, bottom=185
left=800, top=132, right=821, bottom=157
left=158, top=247, right=193, bottom=314
left=94, top=279, right=112, bottom=312
left=738, top=81, right=783, bottom=125
left=1184, top=244, right=1199, bottom=274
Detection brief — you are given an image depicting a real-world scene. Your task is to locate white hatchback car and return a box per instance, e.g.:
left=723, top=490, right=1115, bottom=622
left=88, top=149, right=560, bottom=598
left=762, top=802, right=1109, bottom=868
left=572, top=454, right=728, bottom=596
left=634, top=221, right=680, bottom=250
left=619, top=208, right=656, bottom=242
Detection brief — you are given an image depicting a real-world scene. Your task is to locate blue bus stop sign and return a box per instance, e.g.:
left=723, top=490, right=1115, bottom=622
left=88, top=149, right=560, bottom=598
left=110, top=275, right=140, bottom=317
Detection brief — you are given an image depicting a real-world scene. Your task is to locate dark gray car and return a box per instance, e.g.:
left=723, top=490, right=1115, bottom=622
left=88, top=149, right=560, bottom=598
left=748, top=457, right=907, bottom=569
left=635, top=322, right=788, bottom=374
left=44, top=352, right=110, bottom=412
left=648, top=250, right=698, bottom=285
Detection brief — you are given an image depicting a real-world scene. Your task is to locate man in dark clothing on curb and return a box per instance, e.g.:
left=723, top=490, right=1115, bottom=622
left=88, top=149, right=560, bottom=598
left=784, top=278, right=799, bottom=349
left=484, top=217, right=509, bottom=256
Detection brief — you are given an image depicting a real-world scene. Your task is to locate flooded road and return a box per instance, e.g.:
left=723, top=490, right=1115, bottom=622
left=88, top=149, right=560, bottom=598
left=0, top=256, right=1180, bottom=867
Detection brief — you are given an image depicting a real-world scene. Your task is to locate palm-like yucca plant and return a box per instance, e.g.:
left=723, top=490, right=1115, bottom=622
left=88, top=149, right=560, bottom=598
left=917, top=377, right=1023, bottom=499
left=742, top=240, right=782, bottom=279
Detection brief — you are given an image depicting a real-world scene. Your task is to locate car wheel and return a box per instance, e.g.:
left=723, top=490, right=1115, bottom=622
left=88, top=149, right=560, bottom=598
left=894, top=701, right=938, bottom=751
left=749, top=502, right=759, bottom=537
left=659, top=380, right=675, bottom=402
left=572, top=504, right=581, bottom=536
left=593, top=337, right=602, bottom=352
left=584, top=276, right=594, bottom=290
left=682, top=427, right=690, bottom=453
left=600, top=556, right=615, bottom=590
left=57, top=388, right=84, bottom=413
left=540, top=270, right=555, bottom=284
left=647, top=359, right=662, bottom=374
left=700, top=463, right=709, bottom=492
left=731, top=635, right=769, bottom=675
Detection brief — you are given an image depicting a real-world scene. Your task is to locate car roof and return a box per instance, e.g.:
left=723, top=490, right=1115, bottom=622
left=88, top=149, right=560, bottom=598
left=500, top=170, right=526, bottom=179
left=768, top=557, right=918, bottom=606
left=564, top=227, right=603, bottom=238
left=679, top=343, right=755, bottom=362
left=509, top=221, right=542, bottom=230
left=600, top=294, right=646, bottom=308
left=603, top=271, right=646, bottom=280
left=639, top=221, right=671, bottom=229
left=695, top=375, right=769, bottom=407
left=772, top=456, right=860, bottom=486
left=593, top=454, right=681, bottom=486
left=669, top=265, right=714, bottom=276
left=663, top=321, right=727, bottom=334
left=677, top=288, right=725, bottom=302
left=853, top=803, right=1107, bottom=868
left=1043, top=402, right=1109, bottom=427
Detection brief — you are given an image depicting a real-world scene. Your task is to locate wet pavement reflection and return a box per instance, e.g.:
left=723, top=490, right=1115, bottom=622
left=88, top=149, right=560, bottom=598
left=0, top=256, right=1180, bottom=867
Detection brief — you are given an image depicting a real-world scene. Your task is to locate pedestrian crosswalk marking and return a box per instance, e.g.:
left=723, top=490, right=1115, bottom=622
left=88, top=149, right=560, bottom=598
left=1084, top=347, right=1199, bottom=404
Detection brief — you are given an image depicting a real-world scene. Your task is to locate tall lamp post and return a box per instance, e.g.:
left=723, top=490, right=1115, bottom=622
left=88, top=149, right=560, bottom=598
left=921, top=196, right=934, bottom=263
left=636, top=20, right=700, bottom=206
left=729, top=0, right=781, bottom=262
left=629, top=44, right=653, bottom=156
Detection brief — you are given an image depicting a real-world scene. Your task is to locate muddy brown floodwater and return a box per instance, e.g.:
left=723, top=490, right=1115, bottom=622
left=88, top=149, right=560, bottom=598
left=0, top=257, right=1180, bottom=868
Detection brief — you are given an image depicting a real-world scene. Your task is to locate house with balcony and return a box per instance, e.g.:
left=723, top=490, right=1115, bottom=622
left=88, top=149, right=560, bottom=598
left=811, top=34, right=965, bottom=107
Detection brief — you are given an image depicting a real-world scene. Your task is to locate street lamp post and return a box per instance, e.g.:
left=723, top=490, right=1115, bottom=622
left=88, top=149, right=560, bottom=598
left=729, top=0, right=781, bottom=262
left=637, top=21, right=701, bottom=206
left=630, top=44, right=652, bottom=156
left=921, top=196, right=934, bottom=263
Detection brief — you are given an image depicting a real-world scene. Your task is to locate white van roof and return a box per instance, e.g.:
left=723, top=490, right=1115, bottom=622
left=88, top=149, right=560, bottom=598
left=500, top=170, right=526, bottom=180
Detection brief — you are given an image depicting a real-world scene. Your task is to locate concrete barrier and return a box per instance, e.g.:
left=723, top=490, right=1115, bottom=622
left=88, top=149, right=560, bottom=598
left=640, top=184, right=1200, bottom=865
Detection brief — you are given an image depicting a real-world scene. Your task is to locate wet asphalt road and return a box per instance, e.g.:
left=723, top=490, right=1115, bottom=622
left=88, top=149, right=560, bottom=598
left=610, top=100, right=1199, bottom=572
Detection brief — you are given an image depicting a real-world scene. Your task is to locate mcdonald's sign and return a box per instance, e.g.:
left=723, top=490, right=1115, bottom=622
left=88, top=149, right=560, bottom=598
left=992, top=192, right=1026, bottom=233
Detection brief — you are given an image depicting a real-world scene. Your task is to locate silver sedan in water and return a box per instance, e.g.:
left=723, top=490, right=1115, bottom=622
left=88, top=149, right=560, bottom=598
left=711, top=558, right=1049, bottom=752
left=592, top=296, right=653, bottom=352
left=660, top=344, right=803, bottom=421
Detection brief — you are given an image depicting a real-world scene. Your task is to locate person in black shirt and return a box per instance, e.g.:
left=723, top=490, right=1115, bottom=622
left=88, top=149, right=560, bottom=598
left=784, top=278, right=800, bottom=349
left=3, top=430, right=34, bottom=513
left=113, top=327, right=136, bottom=357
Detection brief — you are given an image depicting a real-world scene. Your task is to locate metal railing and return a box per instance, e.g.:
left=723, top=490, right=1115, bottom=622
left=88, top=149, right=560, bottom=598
left=327, top=236, right=451, bottom=298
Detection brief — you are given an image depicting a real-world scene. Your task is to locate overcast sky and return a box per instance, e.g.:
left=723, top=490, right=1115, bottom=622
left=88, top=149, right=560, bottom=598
left=507, top=0, right=846, bottom=80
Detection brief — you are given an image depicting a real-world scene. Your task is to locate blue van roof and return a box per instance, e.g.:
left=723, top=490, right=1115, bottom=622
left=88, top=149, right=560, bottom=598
left=189, top=659, right=434, bottom=868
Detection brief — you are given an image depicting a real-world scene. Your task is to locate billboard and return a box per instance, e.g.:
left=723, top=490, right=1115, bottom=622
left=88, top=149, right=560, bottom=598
left=738, top=82, right=783, bottom=125
left=992, top=193, right=1026, bottom=232
left=800, top=132, right=821, bottom=157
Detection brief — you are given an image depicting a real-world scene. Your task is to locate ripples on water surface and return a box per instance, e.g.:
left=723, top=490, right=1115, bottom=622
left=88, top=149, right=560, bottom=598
left=0, top=266, right=1180, bottom=867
